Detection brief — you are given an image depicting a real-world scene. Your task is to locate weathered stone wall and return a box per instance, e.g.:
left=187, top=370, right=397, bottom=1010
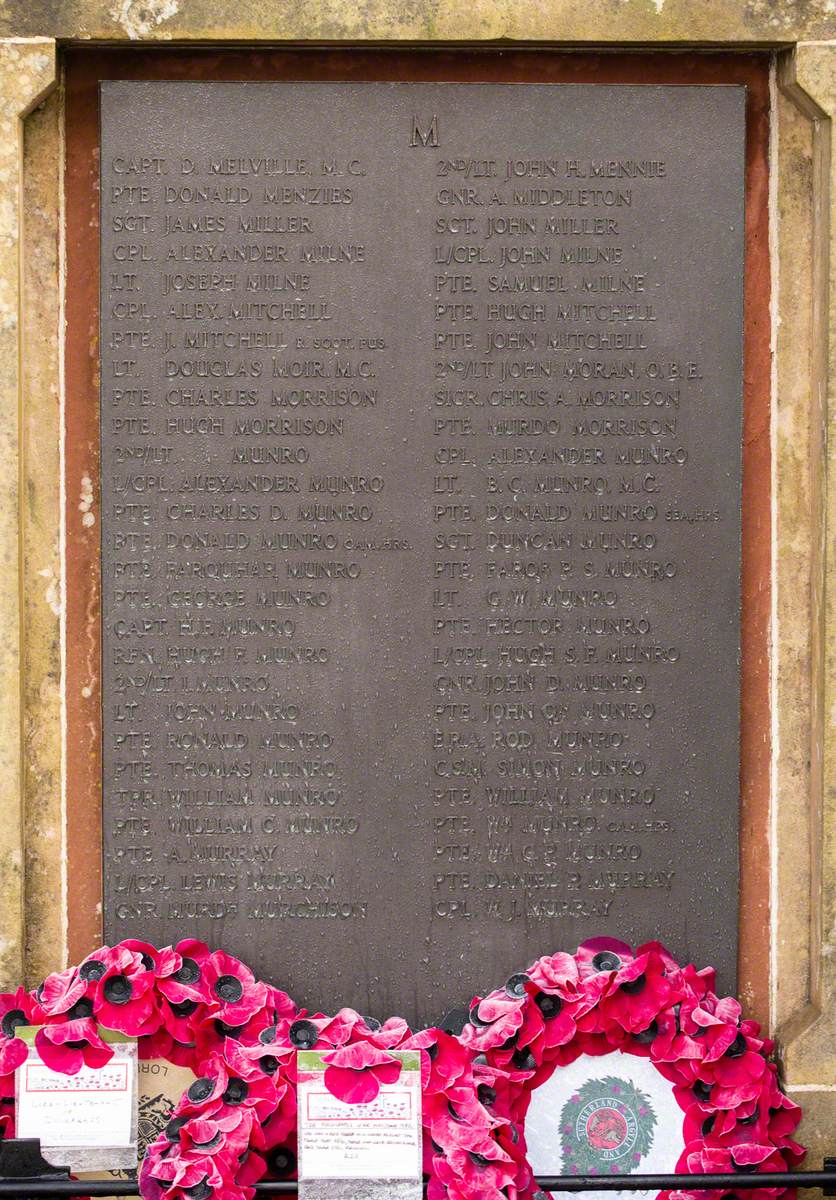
left=0, top=0, right=833, bottom=43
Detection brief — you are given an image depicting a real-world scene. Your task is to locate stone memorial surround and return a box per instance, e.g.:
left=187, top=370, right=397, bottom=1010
left=0, top=0, right=832, bottom=1168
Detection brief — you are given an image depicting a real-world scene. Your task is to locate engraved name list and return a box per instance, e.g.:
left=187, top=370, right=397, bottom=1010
left=100, top=82, right=744, bottom=1026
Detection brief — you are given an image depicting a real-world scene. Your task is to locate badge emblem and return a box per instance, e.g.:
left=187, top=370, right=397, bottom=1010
left=560, top=1075, right=657, bottom=1175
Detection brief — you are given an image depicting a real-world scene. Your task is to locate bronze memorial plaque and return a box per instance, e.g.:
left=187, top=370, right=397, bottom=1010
left=100, top=81, right=744, bottom=1026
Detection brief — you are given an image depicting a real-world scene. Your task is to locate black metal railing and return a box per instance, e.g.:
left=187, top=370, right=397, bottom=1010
left=0, top=1142, right=833, bottom=1196
left=0, top=1175, right=835, bottom=1196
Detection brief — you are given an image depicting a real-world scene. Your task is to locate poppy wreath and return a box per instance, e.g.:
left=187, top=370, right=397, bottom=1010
left=0, top=937, right=804, bottom=1200
left=460, top=937, right=805, bottom=1199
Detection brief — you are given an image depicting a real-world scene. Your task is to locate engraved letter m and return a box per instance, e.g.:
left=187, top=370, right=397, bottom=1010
left=411, top=114, right=439, bottom=147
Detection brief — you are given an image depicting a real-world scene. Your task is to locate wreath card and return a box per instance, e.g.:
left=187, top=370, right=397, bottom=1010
left=297, top=1049, right=422, bottom=1180
left=13, top=1025, right=137, bottom=1172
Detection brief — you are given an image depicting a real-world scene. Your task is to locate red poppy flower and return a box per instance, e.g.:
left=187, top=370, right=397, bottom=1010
left=145, top=1098, right=265, bottom=1200
left=434, top=1137, right=516, bottom=1199
left=122, top=939, right=181, bottom=981
left=764, top=1087, right=803, bottom=1140
left=148, top=1146, right=225, bottom=1191
left=279, top=1011, right=340, bottom=1052
left=528, top=950, right=587, bottom=1000
left=673, top=960, right=718, bottom=1003
left=647, top=998, right=707, bottom=1064
left=210, top=1043, right=290, bottom=1121
left=228, top=1001, right=292, bottom=1051
left=216, top=1103, right=260, bottom=1150
left=690, top=996, right=741, bottom=1057
left=76, top=945, right=128, bottom=981
left=0, top=988, right=38, bottom=1074
left=138, top=1152, right=170, bottom=1200
left=157, top=941, right=213, bottom=1007
left=460, top=992, right=525, bottom=1052
left=219, top=1034, right=295, bottom=1088
left=158, top=996, right=204, bottom=1048
left=0, top=1037, right=26, bottom=1077
left=265, top=987, right=297, bottom=1025
left=203, top=952, right=269, bottom=1026
left=424, top=1082, right=495, bottom=1153
left=35, top=1019, right=114, bottom=1074
left=147, top=1021, right=202, bottom=1069
left=258, top=1100, right=297, bottom=1155
left=403, top=1028, right=470, bottom=1093
left=706, top=1054, right=768, bottom=1110
left=683, top=1138, right=794, bottom=1185
left=599, top=950, right=680, bottom=1034
left=36, top=966, right=87, bottom=1018
left=146, top=1149, right=255, bottom=1200
left=91, top=945, right=159, bottom=1036
left=320, top=1042, right=402, bottom=1104
left=520, top=982, right=585, bottom=1058
left=368, top=1014, right=411, bottom=1049
left=177, top=1110, right=255, bottom=1162
left=175, top=1065, right=231, bottom=1120
left=139, top=1025, right=179, bottom=1064
left=309, top=1007, right=379, bottom=1049
left=576, top=936, right=634, bottom=977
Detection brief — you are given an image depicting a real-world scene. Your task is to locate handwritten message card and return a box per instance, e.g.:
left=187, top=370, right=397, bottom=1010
left=15, top=1027, right=138, bottom=1171
left=297, top=1050, right=422, bottom=1181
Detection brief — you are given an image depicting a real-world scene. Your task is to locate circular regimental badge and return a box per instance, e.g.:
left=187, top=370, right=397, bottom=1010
left=562, top=1075, right=655, bottom=1173
left=523, top=1049, right=685, bottom=1190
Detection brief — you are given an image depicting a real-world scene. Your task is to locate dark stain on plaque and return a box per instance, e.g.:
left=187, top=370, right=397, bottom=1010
left=99, top=82, right=744, bottom=1027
